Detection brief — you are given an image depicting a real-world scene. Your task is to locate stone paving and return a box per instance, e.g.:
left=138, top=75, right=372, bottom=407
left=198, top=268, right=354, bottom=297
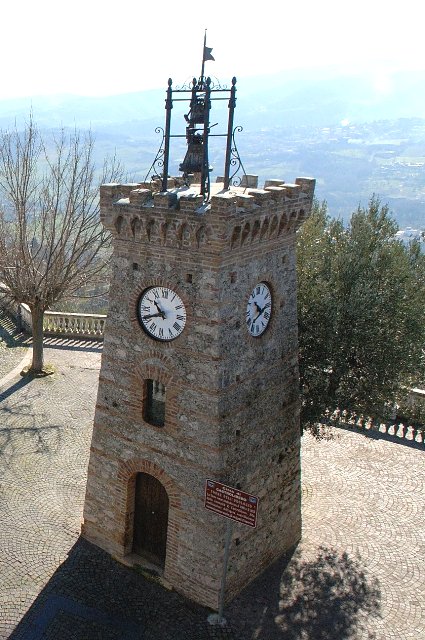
left=0, top=341, right=424, bottom=639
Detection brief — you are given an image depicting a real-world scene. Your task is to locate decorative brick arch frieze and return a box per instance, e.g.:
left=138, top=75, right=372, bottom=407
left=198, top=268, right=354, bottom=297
left=251, top=219, right=261, bottom=243
left=178, top=222, right=191, bottom=248
left=231, top=225, right=241, bottom=248
left=115, top=215, right=124, bottom=235
left=241, top=222, right=251, bottom=246
left=111, top=208, right=213, bottom=250
left=160, top=220, right=179, bottom=247
left=195, top=224, right=209, bottom=248
left=260, top=217, right=269, bottom=240
left=130, top=216, right=143, bottom=240
left=269, top=215, right=278, bottom=238
left=145, top=218, right=157, bottom=242
left=278, top=212, right=290, bottom=236
left=229, top=210, right=306, bottom=248
left=117, top=457, right=183, bottom=574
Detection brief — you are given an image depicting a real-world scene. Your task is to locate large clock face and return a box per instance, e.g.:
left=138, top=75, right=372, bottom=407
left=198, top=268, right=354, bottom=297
left=246, top=282, right=272, bottom=337
left=138, top=286, right=187, bottom=341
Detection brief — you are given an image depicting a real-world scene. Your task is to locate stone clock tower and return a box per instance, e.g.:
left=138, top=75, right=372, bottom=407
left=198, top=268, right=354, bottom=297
left=82, top=68, right=315, bottom=609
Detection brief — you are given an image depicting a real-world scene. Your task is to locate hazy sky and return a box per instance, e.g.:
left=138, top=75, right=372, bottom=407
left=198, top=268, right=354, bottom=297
left=2, top=0, right=423, bottom=100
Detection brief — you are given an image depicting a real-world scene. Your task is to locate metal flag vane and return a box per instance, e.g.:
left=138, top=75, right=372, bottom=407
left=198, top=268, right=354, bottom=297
left=145, top=33, right=247, bottom=202
left=200, top=29, right=215, bottom=87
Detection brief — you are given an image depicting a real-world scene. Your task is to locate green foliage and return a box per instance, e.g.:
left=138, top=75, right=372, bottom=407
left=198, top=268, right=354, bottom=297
left=297, top=196, right=425, bottom=429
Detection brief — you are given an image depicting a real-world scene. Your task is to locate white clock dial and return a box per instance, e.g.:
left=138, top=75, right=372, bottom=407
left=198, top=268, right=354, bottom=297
left=138, top=287, right=186, bottom=341
left=246, top=282, right=272, bottom=337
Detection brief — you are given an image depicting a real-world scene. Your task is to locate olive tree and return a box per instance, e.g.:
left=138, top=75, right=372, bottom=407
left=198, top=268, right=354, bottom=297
left=0, top=118, right=123, bottom=373
left=297, top=197, right=425, bottom=430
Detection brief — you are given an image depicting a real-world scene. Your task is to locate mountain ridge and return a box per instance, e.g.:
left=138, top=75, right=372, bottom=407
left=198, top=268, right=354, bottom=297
left=0, top=68, right=423, bottom=228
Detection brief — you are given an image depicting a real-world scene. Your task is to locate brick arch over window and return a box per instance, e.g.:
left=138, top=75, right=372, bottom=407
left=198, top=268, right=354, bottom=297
left=117, top=458, right=183, bottom=576
left=129, top=355, right=179, bottom=431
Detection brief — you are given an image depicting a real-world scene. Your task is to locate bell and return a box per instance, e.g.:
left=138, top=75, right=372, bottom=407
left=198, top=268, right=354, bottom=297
left=190, top=100, right=205, bottom=125
left=179, top=135, right=204, bottom=175
left=184, top=96, right=205, bottom=126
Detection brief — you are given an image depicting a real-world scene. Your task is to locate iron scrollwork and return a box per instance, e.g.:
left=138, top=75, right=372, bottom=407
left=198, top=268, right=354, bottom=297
left=143, top=127, right=166, bottom=185
left=174, top=76, right=228, bottom=92
left=228, top=126, right=247, bottom=188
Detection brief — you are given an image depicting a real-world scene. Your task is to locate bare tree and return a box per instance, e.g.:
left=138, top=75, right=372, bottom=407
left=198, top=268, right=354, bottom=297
left=0, top=117, right=123, bottom=373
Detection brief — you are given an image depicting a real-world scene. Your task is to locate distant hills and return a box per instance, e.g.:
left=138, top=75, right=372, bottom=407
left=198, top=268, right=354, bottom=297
left=0, top=67, right=424, bottom=228
left=246, top=68, right=425, bottom=126
left=3, top=67, right=425, bottom=130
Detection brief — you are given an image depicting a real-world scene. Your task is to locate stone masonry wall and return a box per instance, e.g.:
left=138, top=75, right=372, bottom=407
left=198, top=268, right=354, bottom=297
left=82, top=176, right=315, bottom=609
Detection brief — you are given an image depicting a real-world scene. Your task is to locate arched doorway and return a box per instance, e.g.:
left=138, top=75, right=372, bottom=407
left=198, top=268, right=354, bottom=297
left=133, top=472, right=169, bottom=568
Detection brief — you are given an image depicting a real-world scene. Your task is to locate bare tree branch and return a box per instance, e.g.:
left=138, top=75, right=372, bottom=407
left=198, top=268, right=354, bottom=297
left=0, top=115, right=124, bottom=372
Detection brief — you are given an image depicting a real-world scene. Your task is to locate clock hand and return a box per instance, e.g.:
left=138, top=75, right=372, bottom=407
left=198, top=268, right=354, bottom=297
left=142, top=312, right=164, bottom=320
left=255, top=302, right=270, bottom=318
left=153, top=300, right=166, bottom=319
left=253, top=302, right=263, bottom=319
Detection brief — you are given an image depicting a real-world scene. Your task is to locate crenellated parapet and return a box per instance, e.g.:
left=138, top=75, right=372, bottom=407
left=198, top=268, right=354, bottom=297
left=99, top=176, right=315, bottom=252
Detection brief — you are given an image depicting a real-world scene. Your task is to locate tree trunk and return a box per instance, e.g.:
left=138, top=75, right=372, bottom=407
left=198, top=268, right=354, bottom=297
left=31, top=304, right=45, bottom=372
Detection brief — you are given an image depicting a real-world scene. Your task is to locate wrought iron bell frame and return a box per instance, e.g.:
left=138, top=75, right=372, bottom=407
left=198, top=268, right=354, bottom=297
left=145, top=74, right=245, bottom=202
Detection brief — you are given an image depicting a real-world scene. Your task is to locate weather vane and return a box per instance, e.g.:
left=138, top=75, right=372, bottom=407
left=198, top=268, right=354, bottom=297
left=200, top=30, right=215, bottom=84
left=145, top=31, right=246, bottom=202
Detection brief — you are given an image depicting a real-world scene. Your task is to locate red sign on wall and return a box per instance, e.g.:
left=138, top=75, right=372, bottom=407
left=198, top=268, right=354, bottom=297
left=204, top=479, right=259, bottom=528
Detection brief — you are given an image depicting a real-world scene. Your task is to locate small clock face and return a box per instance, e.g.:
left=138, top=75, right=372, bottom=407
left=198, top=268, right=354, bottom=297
left=138, top=286, right=186, bottom=341
left=246, top=282, right=272, bottom=337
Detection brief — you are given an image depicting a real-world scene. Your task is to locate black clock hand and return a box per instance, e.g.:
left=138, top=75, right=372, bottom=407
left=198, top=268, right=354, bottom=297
left=153, top=300, right=166, bottom=319
left=253, top=302, right=263, bottom=319
left=143, top=312, right=164, bottom=320
left=254, top=302, right=270, bottom=318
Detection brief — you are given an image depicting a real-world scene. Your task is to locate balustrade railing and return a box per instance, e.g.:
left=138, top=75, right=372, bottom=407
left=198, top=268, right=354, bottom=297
left=323, top=408, right=425, bottom=447
left=0, top=287, right=105, bottom=341
left=42, top=310, right=106, bottom=339
left=20, top=305, right=106, bottom=340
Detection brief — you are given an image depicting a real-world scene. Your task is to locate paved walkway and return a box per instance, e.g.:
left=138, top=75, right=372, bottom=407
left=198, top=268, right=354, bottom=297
left=0, top=343, right=423, bottom=639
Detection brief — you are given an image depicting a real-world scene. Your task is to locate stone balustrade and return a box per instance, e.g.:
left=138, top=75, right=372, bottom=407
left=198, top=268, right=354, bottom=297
left=20, top=305, right=106, bottom=340
left=324, top=408, right=425, bottom=447
left=0, top=288, right=105, bottom=341
left=44, top=310, right=106, bottom=339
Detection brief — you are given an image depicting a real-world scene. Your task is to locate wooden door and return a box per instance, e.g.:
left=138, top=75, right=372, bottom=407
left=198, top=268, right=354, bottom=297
left=133, top=473, right=169, bottom=567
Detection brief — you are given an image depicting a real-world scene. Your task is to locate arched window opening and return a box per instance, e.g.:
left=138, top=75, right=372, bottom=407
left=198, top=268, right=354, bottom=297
left=144, top=379, right=166, bottom=427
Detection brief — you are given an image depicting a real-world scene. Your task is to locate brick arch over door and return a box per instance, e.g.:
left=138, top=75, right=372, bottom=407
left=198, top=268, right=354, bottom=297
left=117, top=458, right=182, bottom=575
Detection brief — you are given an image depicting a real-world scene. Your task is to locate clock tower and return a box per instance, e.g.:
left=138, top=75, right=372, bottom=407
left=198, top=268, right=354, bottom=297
left=82, top=66, right=315, bottom=609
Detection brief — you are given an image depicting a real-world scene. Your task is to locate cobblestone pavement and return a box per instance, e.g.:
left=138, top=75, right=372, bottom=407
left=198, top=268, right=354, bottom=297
left=0, top=345, right=424, bottom=639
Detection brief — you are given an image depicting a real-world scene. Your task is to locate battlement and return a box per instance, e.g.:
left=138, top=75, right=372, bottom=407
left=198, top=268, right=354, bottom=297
left=100, top=176, right=315, bottom=252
